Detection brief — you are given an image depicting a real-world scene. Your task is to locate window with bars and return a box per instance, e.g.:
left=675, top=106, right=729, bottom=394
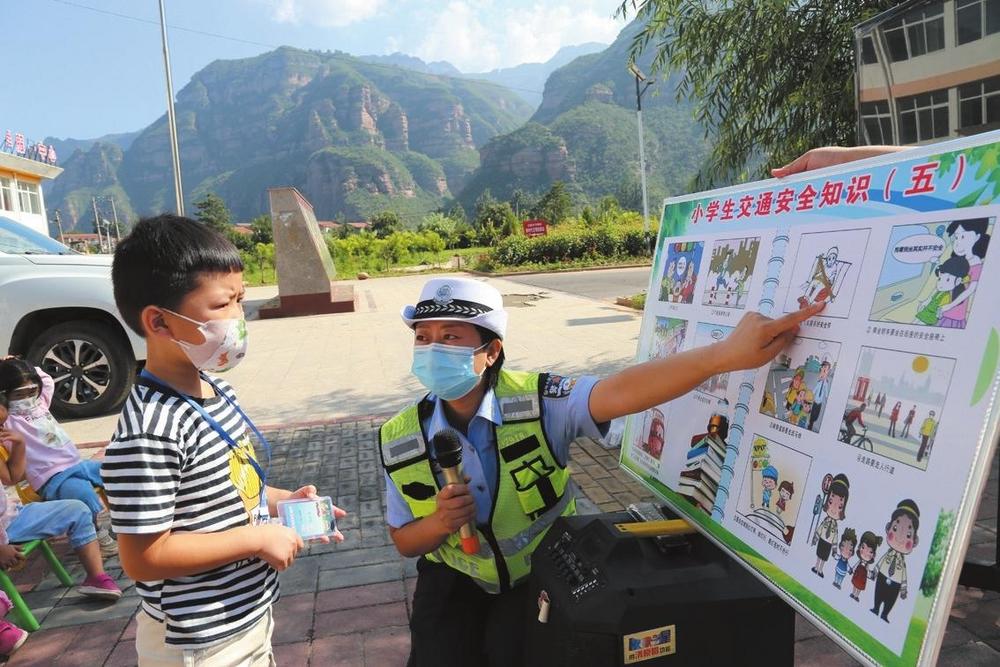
left=15, top=180, right=41, bottom=215
left=959, top=76, right=1000, bottom=128
left=883, top=3, right=945, bottom=62
left=898, top=89, right=950, bottom=143
left=956, top=0, right=1000, bottom=45
left=861, top=101, right=894, bottom=144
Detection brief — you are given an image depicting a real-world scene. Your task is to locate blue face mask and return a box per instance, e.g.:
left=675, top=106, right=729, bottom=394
left=411, top=343, right=487, bottom=400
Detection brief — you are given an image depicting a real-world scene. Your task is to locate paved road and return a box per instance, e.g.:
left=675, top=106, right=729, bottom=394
left=502, top=266, right=652, bottom=302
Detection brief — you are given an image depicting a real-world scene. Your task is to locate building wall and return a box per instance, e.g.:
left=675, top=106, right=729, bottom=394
left=856, top=0, right=1000, bottom=145
left=0, top=169, right=49, bottom=236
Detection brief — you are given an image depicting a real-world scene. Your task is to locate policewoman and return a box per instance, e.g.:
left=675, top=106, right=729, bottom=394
left=380, top=277, right=822, bottom=666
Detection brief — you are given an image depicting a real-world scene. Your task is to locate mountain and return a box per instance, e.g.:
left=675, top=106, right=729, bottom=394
left=457, top=22, right=707, bottom=212
left=45, top=141, right=135, bottom=231
left=48, top=47, right=533, bottom=228
left=359, top=52, right=462, bottom=76
left=43, top=131, right=139, bottom=165
left=464, top=43, right=607, bottom=107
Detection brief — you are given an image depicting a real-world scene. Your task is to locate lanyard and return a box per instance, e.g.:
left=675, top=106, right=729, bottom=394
left=139, top=369, right=270, bottom=503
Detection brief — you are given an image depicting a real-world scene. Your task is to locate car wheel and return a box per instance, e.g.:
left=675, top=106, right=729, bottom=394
left=25, top=320, right=136, bottom=420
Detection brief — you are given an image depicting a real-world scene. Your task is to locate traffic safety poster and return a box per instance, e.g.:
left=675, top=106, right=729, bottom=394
left=620, top=130, right=1000, bottom=666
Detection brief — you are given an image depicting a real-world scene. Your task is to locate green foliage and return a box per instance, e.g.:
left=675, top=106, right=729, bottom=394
left=474, top=194, right=518, bottom=247
left=418, top=213, right=457, bottom=247
left=250, top=215, right=273, bottom=244
left=326, top=229, right=485, bottom=275
left=919, top=510, right=955, bottom=597
left=371, top=211, right=403, bottom=238
left=241, top=242, right=276, bottom=285
left=194, top=193, right=231, bottom=233
left=617, top=0, right=896, bottom=187
left=487, top=213, right=648, bottom=268
left=227, top=229, right=255, bottom=252
left=529, top=181, right=573, bottom=225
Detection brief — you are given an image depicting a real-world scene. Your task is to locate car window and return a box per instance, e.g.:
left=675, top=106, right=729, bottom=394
left=0, top=216, right=75, bottom=255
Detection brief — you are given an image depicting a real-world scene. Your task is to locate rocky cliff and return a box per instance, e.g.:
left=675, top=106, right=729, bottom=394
left=48, top=47, right=532, bottom=227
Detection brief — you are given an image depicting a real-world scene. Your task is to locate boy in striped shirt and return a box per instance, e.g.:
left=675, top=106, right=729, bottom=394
left=103, top=215, right=344, bottom=665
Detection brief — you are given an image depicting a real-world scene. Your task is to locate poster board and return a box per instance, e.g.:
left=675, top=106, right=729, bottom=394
left=620, top=130, right=1000, bottom=666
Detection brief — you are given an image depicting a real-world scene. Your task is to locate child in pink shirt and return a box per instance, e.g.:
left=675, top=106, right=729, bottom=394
left=0, top=359, right=116, bottom=556
left=0, top=398, right=122, bottom=656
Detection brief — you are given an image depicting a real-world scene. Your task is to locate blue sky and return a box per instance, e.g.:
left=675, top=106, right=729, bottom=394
left=2, top=0, right=625, bottom=143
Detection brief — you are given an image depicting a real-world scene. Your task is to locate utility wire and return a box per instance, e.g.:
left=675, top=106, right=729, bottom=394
left=47, top=0, right=547, bottom=97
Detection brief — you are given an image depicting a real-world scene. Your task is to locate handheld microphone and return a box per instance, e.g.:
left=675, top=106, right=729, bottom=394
left=432, top=429, right=480, bottom=555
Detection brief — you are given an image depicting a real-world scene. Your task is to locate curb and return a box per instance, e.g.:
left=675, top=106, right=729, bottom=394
left=465, top=262, right=653, bottom=278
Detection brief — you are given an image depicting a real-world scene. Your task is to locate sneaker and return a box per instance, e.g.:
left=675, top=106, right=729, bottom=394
left=78, top=573, right=123, bottom=600
left=97, top=527, right=118, bottom=558
left=0, top=620, right=27, bottom=656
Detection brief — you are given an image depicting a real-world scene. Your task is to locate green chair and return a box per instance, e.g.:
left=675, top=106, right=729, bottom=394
left=0, top=539, right=74, bottom=632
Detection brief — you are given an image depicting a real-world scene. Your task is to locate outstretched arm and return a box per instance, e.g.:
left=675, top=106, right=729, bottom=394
left=771, top=145, right=908, bottom=178
left=589, top=303, right=824, bottom=423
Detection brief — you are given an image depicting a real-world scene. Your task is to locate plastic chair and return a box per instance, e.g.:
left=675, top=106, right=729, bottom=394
left=0, top=539, right=74, bottom=632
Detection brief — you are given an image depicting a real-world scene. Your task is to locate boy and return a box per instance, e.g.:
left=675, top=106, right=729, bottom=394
left=103, top=215, right=344, bottom=665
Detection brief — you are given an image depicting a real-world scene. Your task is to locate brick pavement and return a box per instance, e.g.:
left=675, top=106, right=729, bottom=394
left=3, top=418, right=998, bottom=666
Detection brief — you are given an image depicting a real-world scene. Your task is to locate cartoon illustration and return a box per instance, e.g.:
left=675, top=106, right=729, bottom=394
left=761, top=465, right=778, bottom=509
left=776, top=480, right=794, bottom=516
left=840, top=348, right=955, bottom=470
left=760, top=337, right=840, bottom=434
left=737, top=436, right=812, bottom=545
left=693, top=323, right=736, bottom=399
left=832, top=528, right=857, bottom=590
left=871, top=500, right=921, bottom=622
left=870, top=218, right=993, bottom=329
left=703, top=236, right=760, bottom=309
left=650, top=317, right=687, bottom=360
left=811, top=473, right=850, bottom=578
left=659, top=242, right=705, bottom=304
left=851, top=530, right=883, bottom=602
left=783, top=229, right=870, bottom=318
left=678, top=402, right=730, bottom=515
left=640, top=408, right=666, bottom=460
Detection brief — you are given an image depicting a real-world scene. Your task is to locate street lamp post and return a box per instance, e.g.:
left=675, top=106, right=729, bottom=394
left=629, top=63, right=655, bottom=253
left=158, top=0, right=185, bottom=215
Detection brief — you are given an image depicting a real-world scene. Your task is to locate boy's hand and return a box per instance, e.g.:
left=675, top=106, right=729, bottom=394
left=0, top=430, right=23, bottom=448
left=253, top=524, right=304, bottom=571
left=433, top=483, right=476, bottom=535
left=715, top=303, right=825, bottom=372
left=286, top=485, right=348, bottom=543
left=0, top=544, right=24, bottom=570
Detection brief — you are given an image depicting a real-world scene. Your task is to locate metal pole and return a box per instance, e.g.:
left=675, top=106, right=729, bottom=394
left=54, top=209, right=65, bottom=243
left=109, top=196, right=122, bottom=240
left=92, top=197, right=104, bottom=253
left=635, top=72, right=652, bottom=255
left=159, top=0, right=185, bottom=215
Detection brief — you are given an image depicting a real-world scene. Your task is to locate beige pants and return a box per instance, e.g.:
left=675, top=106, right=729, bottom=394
left=135, top=608, right=276, bottom=667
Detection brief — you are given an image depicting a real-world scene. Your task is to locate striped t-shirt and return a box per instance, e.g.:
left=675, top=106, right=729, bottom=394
left=101, top=375, right=277, bottom=648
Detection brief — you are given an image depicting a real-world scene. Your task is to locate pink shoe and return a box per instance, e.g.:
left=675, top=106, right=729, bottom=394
left=78, top=574, right=123, bottom=600
left=0, top=620, right=27, bottom=656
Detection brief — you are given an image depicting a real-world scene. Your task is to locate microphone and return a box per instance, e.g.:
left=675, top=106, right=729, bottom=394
left=432, top=429, right=480, bottom=555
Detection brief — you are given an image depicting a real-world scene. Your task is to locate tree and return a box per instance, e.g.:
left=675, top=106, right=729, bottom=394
left=418, top=212, right=456, bottom=248
left=446, top=202, right=468, bottom=226
left=251, top=242, right=276, bottom=284
left=475, top=195, right=517, bottom=247
left=250, top=214, right=273, bottom=244
left=529, top=181, right=573, bottom=225
left=193, top=193, right=231, bottom=233
left=510, top=188, right=535, bottom=220
left=617, top=0, right=896, bottom=188
left=370, top=211, right=403, bottom=239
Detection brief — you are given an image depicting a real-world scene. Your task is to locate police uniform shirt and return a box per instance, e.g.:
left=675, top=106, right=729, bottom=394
left=875, top=549, right=907, bottom=586
left=384, top=374, right=608, bottom=528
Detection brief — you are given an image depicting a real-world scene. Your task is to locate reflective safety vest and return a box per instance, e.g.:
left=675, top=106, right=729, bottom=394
left=379, top=369, right=577, bottom=593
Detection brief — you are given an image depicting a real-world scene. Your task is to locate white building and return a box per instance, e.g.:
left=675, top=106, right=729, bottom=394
left=0, top=139, right=62, bottom=236
left=855, top=0, right=1000, bottom=145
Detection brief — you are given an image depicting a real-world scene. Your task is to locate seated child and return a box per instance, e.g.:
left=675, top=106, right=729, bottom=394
left=0, top=398, right=122, bottom=656
left=0, top=359, right=116, bottom=557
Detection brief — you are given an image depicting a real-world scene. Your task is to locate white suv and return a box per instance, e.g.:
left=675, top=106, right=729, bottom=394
left=0, top=215, right=145, bottom=419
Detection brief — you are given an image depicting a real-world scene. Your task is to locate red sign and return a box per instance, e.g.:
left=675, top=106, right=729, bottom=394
left=522, top=219, right=548, bottom=238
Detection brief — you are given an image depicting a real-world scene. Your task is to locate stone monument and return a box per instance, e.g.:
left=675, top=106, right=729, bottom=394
left=258, top=187, right=355, bottom=319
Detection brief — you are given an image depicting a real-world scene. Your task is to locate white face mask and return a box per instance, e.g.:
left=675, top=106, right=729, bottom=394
left=7, top=385, right=40, bottom=416
left=163, top=309, right=248, bottom=373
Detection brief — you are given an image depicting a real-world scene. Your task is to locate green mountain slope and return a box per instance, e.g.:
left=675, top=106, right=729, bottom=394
left=459, top=22, right=706, bottom=211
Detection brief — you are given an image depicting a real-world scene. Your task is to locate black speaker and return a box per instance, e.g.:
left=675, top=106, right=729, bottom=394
left=525, top=512, right=795, bottom=666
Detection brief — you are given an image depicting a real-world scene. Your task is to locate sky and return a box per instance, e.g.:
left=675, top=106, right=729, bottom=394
left=1, top=0, right=626, bottom=143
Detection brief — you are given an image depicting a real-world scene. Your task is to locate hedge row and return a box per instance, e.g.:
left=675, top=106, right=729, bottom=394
left=489, top=225, right=649, bottom=266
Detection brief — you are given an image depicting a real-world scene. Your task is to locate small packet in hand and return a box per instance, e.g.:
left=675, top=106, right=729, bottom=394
left=276, top=496, right=338, bottom=541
